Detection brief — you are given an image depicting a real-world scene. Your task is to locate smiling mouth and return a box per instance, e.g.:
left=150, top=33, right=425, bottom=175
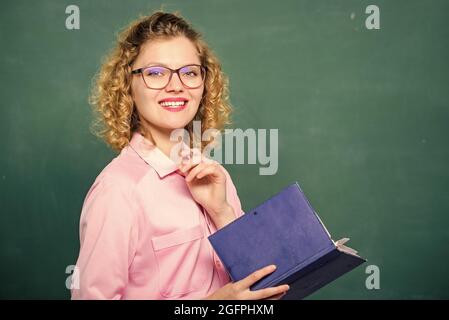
left=159, top=101, right=188, bottom=108
left=158, top=100, right=188, bottom=112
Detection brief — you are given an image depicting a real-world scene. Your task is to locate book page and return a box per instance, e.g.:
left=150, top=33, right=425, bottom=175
left=334, top=238, right=361, bottom=257
left=313, top=210, right=332, bottom=240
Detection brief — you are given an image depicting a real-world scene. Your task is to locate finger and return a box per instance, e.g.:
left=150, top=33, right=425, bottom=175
left=191, top=148, right=203, bottom=163
left=179, top=148, right=205, bottom=167
left=237, top=265, right=277, bottom=290
left=178, top=151, right=216, bottom=178
left=185, top=162, right=209, bottom=182
left=180, top=148, right=215, bottom=166
left=196, top=163, right=221, bottom=180
left=178, top=160, right=199, bottom=176
left=187, top=162, right=220, bottom=182
left=201, top=156, right=217, bottom=165
left=251, top=284, right=290, bottom=300
left=178, top=153, right=204, bottom=174
left=178, top=146, right=190, bottom=158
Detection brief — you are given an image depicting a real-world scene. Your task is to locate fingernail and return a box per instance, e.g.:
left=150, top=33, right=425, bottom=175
left=271, top=265, right=277, bottom=270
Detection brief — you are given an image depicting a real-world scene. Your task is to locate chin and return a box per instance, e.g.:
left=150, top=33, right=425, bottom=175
left=161, top=119, right=193, bottom=131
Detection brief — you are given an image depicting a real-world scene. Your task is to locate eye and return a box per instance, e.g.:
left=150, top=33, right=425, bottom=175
left=181, top=66, right=200, bottom=77
left=185, top=71, right=198, bottom=77
left=144, top=67, right=166, bottom=77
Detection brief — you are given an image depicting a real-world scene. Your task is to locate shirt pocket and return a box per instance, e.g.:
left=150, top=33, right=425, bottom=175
left=151, top=224, right=211, bottom=298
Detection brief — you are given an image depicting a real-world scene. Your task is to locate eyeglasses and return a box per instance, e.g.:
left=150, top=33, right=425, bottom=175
left=131, top=64, right=206, bottom=89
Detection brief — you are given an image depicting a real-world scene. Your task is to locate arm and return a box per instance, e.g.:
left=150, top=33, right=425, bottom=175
left=205, top=165, right=244, bottom=230
left=206, top=203, right=236, bottom=230
left=71, top=174, right=138, bottom=300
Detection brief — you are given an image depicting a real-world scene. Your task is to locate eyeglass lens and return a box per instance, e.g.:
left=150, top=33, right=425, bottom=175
left=141, top=65, right=204, bottom=89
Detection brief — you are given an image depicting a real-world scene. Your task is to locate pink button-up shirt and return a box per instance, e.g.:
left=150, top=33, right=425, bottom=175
left=71, top=131, right=245, bottom=300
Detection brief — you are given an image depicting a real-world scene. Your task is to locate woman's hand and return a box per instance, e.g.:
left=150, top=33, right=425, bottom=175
left=203, top=265, right=290, bottom=300
left=177, top=148, right=231, bottom=220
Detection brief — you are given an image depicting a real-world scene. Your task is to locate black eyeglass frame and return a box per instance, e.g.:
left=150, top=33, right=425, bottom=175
left=131, top=64, right=207, bottom=89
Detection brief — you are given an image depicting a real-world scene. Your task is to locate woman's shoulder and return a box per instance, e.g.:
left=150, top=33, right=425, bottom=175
left=94, top=147, right=152, bottom=188
left=80, top=159, right=143, bottom=219
left=81, top=158, right=141, bottom=206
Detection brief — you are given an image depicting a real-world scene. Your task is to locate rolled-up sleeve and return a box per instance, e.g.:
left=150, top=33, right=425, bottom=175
left=71, top=174, right=139, bottom=300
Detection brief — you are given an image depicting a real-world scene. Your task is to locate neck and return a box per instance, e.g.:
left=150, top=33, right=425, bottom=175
left=141, top=125, right=179, bottom=159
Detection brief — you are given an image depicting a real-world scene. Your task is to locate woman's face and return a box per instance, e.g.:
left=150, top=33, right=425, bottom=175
left=131, top=36, right=204, bottom=135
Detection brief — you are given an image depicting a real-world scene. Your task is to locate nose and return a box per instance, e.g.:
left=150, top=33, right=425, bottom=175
left=165, top=72, right=184, bottom=92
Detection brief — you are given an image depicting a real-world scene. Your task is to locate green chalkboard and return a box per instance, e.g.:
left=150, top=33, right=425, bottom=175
left=1, top=0, right=448, bottom=299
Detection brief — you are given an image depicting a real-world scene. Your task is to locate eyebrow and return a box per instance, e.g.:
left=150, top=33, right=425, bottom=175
left=142, top=62, right=200, bottom=68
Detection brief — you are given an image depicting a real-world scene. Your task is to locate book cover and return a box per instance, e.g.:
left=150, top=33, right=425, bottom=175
left=208, top=182, right=367, bottom=299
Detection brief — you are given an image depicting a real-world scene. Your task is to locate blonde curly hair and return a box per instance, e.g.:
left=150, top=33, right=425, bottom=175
left=89, top=10, right=232, bottom=152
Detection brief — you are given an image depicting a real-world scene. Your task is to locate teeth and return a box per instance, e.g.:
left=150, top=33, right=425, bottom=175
left=160, top=101, right=186, bottom=107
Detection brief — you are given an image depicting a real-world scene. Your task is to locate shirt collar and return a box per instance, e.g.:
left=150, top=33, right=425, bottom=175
left=128, top=131, right=189, bottom=179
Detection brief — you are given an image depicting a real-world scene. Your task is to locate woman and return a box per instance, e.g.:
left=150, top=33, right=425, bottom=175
left=72, top=10, right=290, bottom=300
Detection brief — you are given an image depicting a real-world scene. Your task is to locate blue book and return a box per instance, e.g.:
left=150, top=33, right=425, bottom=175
left=208, top=182, right=367, bottom=299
